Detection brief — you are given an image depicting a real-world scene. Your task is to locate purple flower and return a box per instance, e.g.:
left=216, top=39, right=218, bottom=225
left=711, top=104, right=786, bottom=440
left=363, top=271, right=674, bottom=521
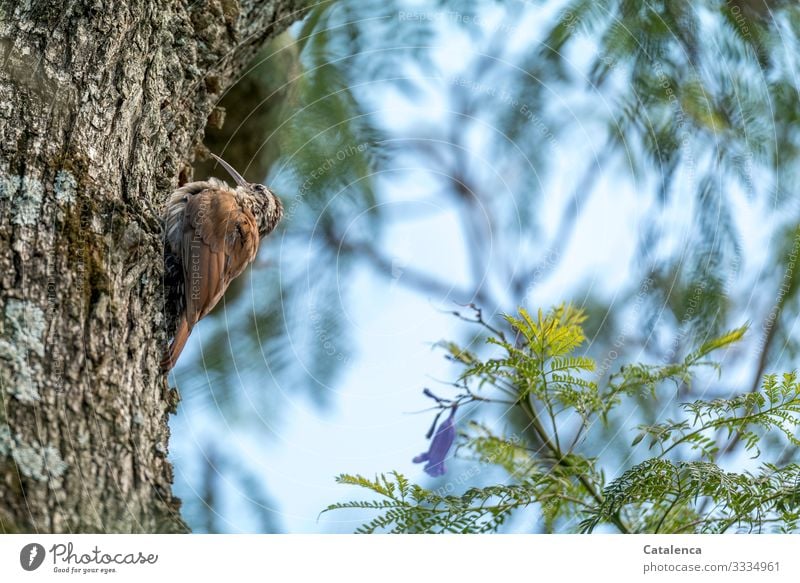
left=413, top=406, right=457, bottom=477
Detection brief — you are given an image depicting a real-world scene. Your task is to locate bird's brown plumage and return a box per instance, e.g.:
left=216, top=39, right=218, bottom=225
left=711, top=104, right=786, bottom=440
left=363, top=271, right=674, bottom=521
left=161, top=163, right=281, bottom=372
left=161, top=185, right=260, bottom=370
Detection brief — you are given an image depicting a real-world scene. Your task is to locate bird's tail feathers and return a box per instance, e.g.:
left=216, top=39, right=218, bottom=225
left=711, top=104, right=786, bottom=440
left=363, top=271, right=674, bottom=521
left=161, top=318, right=190, bottom=372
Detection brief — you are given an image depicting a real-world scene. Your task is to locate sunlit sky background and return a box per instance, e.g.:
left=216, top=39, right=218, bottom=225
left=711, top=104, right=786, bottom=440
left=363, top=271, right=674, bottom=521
left=168, top=0, right=782, bottom=533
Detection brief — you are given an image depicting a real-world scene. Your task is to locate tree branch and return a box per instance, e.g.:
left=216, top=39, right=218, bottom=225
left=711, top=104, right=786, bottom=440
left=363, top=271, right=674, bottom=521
left=323, top=227, right=491, bottom=305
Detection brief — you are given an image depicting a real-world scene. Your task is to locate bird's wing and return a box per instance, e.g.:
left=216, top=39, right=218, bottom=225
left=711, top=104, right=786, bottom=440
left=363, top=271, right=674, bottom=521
left=180, top=188, right=259, bottom=329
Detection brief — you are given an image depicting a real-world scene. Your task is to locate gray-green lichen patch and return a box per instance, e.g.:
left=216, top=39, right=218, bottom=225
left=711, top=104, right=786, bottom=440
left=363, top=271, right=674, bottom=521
left=0, top=340, right=38, bottom=402
left=0, top=174, right=20, bottom=200
left=0, top=425, right=9, bottom=449
left=0, top=425, right=68, bottom=481
left=0, top=300, right=46, bottom=403
left=54, top=170, right=77, bottom=204
left=5, top=300, right=45, bottom=356
left=10, top=175, right=45, bottom=226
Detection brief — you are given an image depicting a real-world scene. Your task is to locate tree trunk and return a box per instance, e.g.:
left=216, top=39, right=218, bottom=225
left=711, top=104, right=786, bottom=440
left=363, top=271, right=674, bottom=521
left=0, top=0, right=305, bottom=533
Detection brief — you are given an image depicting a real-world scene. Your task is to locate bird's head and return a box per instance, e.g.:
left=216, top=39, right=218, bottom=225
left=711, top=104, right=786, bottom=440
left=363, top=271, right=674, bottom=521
left=210, top=153, right=283, bottom=236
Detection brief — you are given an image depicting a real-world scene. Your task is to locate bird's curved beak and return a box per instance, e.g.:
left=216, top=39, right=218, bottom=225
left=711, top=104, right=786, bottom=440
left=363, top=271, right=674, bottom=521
left=210, top=153, right=248, bottom=188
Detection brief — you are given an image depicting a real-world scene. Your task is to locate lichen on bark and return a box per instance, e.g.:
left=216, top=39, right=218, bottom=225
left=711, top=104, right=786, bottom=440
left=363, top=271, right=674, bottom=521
left=0, top=0, right=307, bottom=533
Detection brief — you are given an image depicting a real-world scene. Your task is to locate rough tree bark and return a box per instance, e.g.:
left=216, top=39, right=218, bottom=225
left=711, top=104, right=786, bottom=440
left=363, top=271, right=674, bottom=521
left=0, top=0, right=306, bottom=533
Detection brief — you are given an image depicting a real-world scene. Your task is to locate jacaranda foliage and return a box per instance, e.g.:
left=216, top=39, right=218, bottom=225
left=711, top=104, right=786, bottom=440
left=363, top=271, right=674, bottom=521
left=324, top=306, right=800, bottom=533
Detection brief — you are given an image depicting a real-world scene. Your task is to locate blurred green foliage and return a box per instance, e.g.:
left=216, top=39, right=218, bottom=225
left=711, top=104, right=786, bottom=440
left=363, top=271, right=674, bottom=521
left=325, top=306, right=800, bottom=533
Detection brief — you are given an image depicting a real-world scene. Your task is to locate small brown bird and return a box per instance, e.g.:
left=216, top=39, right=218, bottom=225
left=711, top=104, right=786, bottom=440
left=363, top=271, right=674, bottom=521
left=161, top=154, right=283, bottom=371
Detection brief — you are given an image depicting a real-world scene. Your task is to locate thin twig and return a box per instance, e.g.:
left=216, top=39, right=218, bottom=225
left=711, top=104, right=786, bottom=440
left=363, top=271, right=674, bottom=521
left=518, top=394, right=631, bottom=533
